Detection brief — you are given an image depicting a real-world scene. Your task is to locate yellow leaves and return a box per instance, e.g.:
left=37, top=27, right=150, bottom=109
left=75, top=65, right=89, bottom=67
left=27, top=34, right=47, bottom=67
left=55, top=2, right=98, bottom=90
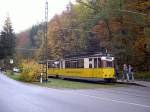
left=20, top=60, right=41, bottom=82
left=134, top=37, right=145, bottom=51
left=125, top=0, right=150, bottom=12
left=137, top=1, right=150, bottom=13
left=109, top=21, right=121, bottom=32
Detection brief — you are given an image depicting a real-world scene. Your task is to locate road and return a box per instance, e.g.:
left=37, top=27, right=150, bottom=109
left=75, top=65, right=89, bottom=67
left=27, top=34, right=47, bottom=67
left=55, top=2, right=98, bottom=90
left=0, top=72, right=150, bottom=112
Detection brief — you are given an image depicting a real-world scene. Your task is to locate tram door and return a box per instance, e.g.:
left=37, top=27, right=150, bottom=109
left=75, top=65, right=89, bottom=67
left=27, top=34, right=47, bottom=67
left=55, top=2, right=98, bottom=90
left=93, top=57, right=103, bottom=78
left=86, top=57, right=102, bottom=78
left=89, top=58, right=93, bottom=68
left=84, top=57, right=103, bottom=78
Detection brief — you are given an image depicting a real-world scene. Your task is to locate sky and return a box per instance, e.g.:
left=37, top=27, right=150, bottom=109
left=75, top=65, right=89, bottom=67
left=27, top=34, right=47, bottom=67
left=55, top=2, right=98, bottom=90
left=0, top=0, right=75, bottom=33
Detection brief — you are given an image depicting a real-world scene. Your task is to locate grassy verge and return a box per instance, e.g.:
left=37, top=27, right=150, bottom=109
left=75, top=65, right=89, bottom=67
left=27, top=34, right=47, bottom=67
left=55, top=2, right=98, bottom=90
left=5, top=71, right=20, bottom=81
left=34, top=78, right=126, bottom=89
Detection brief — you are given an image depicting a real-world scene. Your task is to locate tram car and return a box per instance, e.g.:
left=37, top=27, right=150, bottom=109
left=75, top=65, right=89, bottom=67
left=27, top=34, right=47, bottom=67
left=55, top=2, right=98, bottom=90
left=47, top=53, right=115, bottom=82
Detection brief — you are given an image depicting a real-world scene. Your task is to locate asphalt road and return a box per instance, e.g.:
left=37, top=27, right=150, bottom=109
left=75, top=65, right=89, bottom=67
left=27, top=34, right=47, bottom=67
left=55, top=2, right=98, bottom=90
left=0, top=72, right=150, bottom=112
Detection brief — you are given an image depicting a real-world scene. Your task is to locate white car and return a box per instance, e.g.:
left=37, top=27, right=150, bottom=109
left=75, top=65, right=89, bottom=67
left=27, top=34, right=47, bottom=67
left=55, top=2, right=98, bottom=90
left=13, top=67, right=20, bottom=73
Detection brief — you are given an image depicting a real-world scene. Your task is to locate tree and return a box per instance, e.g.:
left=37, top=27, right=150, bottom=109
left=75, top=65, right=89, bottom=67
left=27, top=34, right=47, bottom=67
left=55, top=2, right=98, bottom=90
left=0, top=16, right=16, bottom=69
left=16, top=23, right=44, bottom=60
left=0, top=16, right=16, bottom=59
left=76, top=0, right=150, bottom=70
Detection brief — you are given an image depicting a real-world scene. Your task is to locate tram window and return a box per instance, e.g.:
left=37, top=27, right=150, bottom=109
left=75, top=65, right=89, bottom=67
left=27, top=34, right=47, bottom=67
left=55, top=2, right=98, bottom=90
left=74, top=61, right=78, bottom=68
left=60, top=61, right=63, bottom=68
left=77, top=61, right=79, bottom=68
left=48, top=63, right=51, bottom=68
left=65, top=61, right=70, bottom=68
left=78, top=59, right=84, bottom=68
left=89, top=64, right=92, bottom=68
left=53, top=61, right=60, bottom=68
left=89, top=58, right=93, bottom=68
left=70, top=61, right=77, bottom=68
left=94, top=58, right=97, bottom=68
left=102, top=60, right=107, bottom=67
left=48, top=61, right=54, bottom=68
left=98, top=58, right=102, bottom=67
left=89, top=58, right=92, bottom=61
left=65, top=59, right=84, bottom=68
left=106, top=61, right=113, bottom=67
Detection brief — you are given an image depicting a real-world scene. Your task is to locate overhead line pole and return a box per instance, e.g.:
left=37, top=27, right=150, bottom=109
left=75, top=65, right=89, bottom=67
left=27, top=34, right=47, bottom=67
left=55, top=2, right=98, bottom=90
left=43, top=0, right=48, bottom=82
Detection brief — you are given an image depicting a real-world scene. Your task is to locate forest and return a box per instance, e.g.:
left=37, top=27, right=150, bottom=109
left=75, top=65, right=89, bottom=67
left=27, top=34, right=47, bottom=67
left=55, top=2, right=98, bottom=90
left=15, top=0, right=150, bottom=71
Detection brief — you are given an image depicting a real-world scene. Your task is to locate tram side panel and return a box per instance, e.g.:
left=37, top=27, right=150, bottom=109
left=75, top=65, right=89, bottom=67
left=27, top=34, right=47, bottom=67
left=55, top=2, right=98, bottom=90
left=48, top=68, right=114, bottom=79
left=48, top=68, right=94, bottom=78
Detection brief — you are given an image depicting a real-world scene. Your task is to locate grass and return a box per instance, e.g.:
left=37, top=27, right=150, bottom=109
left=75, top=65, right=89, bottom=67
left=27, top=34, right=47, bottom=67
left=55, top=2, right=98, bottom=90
left=5, top=71, right=126, bottom=89
left=5, top=71, right=20, bottom=81
left=34, top=78, right=125, bottom=89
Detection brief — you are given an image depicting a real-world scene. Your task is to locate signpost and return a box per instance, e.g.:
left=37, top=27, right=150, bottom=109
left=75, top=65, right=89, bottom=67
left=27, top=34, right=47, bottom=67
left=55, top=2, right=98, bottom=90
left=40, top=73, right=43, bottom=83
left=10, top=59, right=14, bottom=70
left=10, top=59, right=13, bottom=64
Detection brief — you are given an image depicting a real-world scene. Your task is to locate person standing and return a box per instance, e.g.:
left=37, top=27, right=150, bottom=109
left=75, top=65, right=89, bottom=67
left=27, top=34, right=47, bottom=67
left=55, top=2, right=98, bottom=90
left=115, top=65, right=119, bottom=80
left=122, top=64, right=129, bottom=81
left=128, top=65, right=134, bottom=81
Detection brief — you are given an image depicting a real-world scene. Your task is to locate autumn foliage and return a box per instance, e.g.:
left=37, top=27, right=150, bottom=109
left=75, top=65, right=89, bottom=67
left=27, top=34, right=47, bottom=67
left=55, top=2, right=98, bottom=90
left=16, top=0, right=150, bottom=71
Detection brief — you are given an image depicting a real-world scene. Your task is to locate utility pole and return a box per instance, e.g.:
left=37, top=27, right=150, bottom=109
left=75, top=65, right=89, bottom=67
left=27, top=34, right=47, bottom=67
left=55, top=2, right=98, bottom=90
left=43, top=0, right=48, bottom=81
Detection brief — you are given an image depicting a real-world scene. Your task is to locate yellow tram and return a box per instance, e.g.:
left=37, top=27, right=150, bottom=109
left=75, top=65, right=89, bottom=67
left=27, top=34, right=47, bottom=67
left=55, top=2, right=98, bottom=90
left=47, top=53, right=115, bottom=82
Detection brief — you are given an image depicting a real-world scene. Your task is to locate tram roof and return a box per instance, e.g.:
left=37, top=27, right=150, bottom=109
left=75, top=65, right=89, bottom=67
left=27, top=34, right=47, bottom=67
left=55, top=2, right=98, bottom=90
left=45, top=52, right=113, bottom=62
left=63, top=52, right=113, bottom=60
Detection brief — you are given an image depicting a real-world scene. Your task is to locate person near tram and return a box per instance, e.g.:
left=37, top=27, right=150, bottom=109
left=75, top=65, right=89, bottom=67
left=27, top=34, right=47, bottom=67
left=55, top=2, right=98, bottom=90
left=128, top=65, right=134, bottom=81
left=115, top=65, right=119, bottom=80
left=122, top=64, right=129, bottom=81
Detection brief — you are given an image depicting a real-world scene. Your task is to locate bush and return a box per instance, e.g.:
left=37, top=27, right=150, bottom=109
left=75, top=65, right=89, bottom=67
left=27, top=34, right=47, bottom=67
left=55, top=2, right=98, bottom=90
left=19, top=60, right=41, bottom=82
left=134, top=72, right=150, bottom=81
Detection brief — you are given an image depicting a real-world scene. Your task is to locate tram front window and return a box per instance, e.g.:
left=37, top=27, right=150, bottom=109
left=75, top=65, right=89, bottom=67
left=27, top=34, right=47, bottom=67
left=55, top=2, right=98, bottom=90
left=106, top=61, right=113, bottom=67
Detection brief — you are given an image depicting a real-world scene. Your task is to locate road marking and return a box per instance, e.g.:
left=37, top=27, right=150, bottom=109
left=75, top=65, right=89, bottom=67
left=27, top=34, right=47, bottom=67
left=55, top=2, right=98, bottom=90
left=73, top=92, right=150, bottom=108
